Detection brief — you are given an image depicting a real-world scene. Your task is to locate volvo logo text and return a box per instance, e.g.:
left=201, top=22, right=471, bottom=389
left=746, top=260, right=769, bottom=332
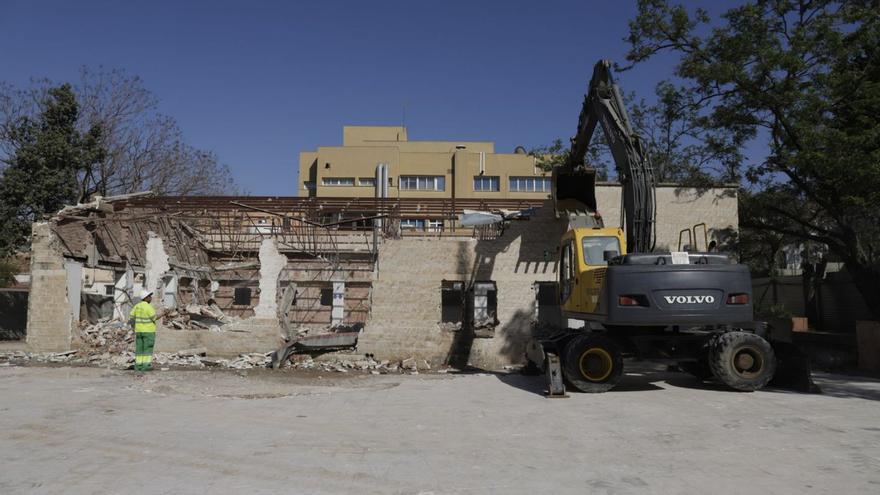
left=663, top=295, right=715, bottom=304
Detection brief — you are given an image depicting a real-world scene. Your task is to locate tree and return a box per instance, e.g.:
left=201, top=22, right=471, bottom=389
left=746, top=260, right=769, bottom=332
left=1, top=68, right=237, bottom=198
left=529, top=137, right=610, bottom=180
left=628, top=83, right=744, bottom=185
left=0, top=84, right=105, bottom=256
left=626, top=0, right=880, bottom=318
left=530, top=82, right=743, bottom=186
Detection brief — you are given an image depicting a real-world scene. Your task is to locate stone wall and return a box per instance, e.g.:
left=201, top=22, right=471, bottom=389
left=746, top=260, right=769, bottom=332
left=154, top=318, right=282, bottom=356
left=26, top=223, right=73, bottom=352
left=594, top=185, right=738, bottom=250
left=359, top=203, right=566, bottom=369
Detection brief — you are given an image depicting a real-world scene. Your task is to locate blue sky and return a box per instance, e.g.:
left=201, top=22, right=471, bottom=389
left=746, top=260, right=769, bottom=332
left=0, top=0, right=739, bottom=195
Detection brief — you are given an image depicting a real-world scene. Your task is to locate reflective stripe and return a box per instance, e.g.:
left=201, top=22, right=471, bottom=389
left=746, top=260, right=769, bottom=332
left=130, top=301, right=157, bottom=332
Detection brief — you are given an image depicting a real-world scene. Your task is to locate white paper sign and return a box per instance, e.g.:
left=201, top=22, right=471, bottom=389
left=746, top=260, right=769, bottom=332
left=671, top=251, right=690, bottom=265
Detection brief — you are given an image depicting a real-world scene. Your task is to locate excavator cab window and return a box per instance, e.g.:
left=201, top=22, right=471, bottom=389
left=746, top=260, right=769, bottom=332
left=560, top=241, right=575, bottom=303
left=582, top=236, right=621, bottom=265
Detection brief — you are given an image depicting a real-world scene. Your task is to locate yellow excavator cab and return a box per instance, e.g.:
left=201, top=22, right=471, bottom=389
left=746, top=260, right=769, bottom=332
left=558, top=227, right=626, bottom=315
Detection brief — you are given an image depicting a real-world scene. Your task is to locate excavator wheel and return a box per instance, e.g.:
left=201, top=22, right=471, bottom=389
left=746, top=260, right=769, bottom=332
left=562, top=334, right=623, bottom=393
left=709, top=331, right=777, bottom=391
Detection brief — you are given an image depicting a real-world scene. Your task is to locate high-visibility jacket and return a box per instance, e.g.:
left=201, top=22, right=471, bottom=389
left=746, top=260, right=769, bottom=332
left=130, top=301, right=157, bottom=333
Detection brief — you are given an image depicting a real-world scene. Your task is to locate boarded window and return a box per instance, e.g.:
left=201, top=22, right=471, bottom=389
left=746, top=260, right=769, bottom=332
left=441, top=280, right=465, bottom=323
left=233, top=287, right=252, bottom=306
left=320, top=288, right=333, bottom=306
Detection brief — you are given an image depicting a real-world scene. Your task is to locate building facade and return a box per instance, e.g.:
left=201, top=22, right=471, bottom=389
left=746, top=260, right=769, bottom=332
left=299, top=126, right=551, bottom=200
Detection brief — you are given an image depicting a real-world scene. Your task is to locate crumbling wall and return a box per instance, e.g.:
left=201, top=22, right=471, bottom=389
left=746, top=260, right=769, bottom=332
left=144, top=232, right=170, bottom=297
left=26, top=223, right=74, bottom=352
left=360, top=202, right=566, bottom=369
left=254, top=238, right=286, bottom=318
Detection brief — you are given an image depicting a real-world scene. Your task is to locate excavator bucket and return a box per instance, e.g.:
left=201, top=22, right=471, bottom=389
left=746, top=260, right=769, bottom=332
left=552, top=167, right=598, bottom=218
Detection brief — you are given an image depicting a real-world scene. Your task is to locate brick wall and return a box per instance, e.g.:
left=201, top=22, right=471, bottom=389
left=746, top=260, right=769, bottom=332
left=26, top=223, right=73, bottom=352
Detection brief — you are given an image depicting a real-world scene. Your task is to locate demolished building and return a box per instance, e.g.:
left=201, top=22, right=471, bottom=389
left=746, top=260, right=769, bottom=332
left=22, top=186, right=739, bottom=369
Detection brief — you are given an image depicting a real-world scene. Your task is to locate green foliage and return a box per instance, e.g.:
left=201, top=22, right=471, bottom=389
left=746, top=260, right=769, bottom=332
left=0, top=84, right=104, bottom=256
left=754, top=302, right=793, bottom=320
left=0, top=258, right=16, bottom=287
left=531, top=83, right=741, bottom=186
left=626, top=0, right=880, bottom=317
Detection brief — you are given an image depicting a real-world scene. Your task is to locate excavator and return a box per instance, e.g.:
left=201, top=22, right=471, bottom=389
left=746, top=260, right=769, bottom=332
left=530, top=60, right=812, bottom=395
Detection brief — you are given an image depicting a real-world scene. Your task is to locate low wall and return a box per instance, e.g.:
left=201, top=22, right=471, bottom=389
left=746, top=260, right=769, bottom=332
left=154, top=318, right=283, bottom=356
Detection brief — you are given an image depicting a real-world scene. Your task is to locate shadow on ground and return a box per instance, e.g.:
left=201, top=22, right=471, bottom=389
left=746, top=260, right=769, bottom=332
left=485, top=364, right=880, bottom=400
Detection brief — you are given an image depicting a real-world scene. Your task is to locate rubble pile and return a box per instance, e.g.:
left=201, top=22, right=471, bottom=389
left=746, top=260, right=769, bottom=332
left=162, top=303, right=240, bottom=332
left=2, top=317, right=443, bottom=374
left=280, top=355, right=435, bottom=374
left=80, top=320, right=134, bottom=353
left=0, top=348, right=445, bottom=374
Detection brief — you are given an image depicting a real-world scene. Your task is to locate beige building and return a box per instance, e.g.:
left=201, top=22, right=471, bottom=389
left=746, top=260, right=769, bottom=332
left=299, top=125, right=551, bottom=200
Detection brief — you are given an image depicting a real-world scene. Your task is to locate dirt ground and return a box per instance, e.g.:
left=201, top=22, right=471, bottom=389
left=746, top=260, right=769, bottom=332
left=1, top=364, right=879, bottom=494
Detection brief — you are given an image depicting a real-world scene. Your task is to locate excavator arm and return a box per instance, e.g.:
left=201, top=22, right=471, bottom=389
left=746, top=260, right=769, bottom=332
left=556, top=60, right=657, bottom=253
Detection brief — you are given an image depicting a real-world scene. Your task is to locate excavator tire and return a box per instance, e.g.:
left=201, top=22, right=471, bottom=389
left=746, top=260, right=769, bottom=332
left=562, top=334, right=623, bottom=393
left=709, top=331, right=776, bottom=391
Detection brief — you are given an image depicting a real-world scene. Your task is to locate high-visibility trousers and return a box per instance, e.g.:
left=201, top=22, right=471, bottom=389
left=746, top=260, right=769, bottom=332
left=135, top=332, right=156, bottom=371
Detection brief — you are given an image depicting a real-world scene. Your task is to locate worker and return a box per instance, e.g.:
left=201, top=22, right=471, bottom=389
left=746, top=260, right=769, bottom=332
left=129, top=291, right=158, bottom=372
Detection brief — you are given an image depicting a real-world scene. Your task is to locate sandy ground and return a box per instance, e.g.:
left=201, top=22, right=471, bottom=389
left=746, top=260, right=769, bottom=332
left=1, top=364, right=879, bottom=495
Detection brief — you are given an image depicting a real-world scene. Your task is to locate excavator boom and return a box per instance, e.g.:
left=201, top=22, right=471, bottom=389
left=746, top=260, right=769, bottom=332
left=554, top=60, right=656, bottom=252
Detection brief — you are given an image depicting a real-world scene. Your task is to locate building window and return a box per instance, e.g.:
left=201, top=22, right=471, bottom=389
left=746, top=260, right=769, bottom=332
left=426, top=219, right=443, bottom=232
left=509, top=176, right=551, bottom=192
left=473, top=176, right=500, bottom=192
left=400, top=175, right=445, bottom=191
left=441, top=280, right=465, bottom=324
left=234, top=287, right=252, bottom=306
left=322, top=177, right=355, bottom=186
left=400, top=219, right=426, bottom=230
left=320, top=288, right=333, bottom=306
left=358, top=177, right=376, bottom=187
left=303, top=181, right=316, bottom=190
left=472, top=281, right=498, bottom=337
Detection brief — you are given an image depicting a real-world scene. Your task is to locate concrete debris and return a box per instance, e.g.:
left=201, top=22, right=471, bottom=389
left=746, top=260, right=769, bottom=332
left=79, top=320, right=134, bottom=354
left=438, top=322, right=462, bottom=332
left=176, top=347, right=208, bottom=357
left=162, top=303, right=240, bottom=331
left=1, top=330, right=454, bottom=374
left=0, top=348, right=460, bottom=374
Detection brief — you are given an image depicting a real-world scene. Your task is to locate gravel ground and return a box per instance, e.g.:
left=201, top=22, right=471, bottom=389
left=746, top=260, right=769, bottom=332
left=1, top=364, right=878, bottom=494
